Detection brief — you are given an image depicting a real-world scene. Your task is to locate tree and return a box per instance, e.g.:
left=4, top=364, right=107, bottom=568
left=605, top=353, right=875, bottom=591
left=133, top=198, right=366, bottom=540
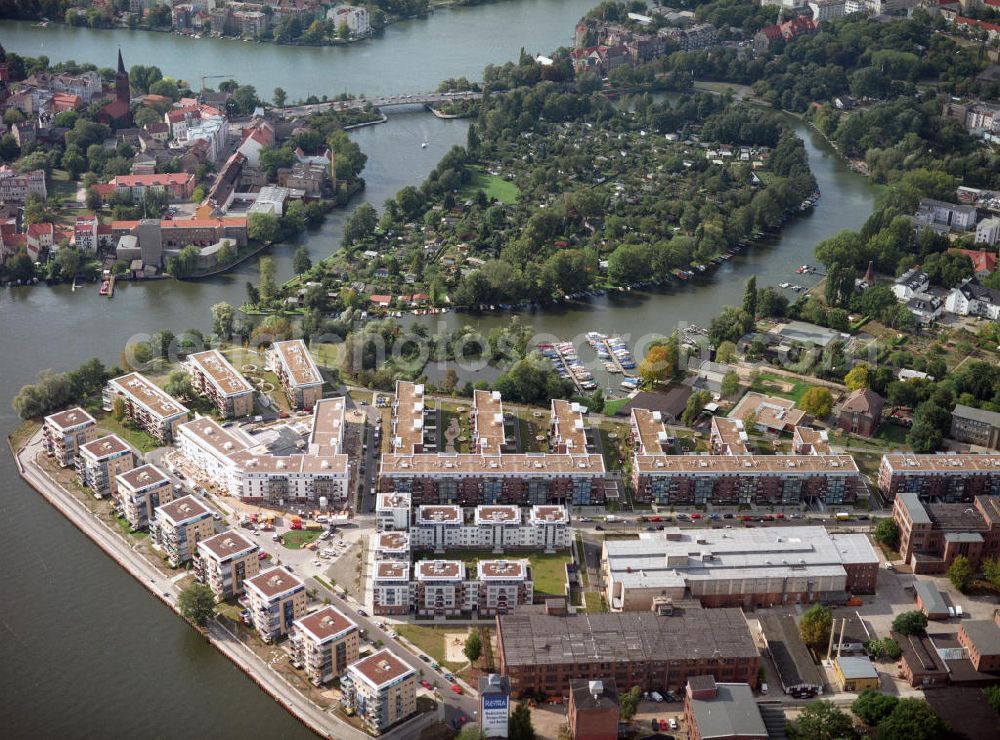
left=865, top=636, right=901, bottom=661
left=715, top=340, right=737, bottom=364
left=799, top=603, right=833, bottom=649
left=248, top=212, right=279, bottom=243
left=112, top=395, right=126, bottom=421
left=787, top=701, right=857, bottom=740
left=292, top=246, right=312, bottom=275
left=709, top=306, right=753, bottom=346
left=619, top=685, right=642, bottom=722
left=984, top=685, right=1000, bottom=714
left=891, top=610, right=928, bottom=636
left=150, top=329, right=175, bottom=360
left=246, top=281, right=260, bottom=307
left=743, top=275, right=757, bottom=318
left=947, top=554, right=974, bottom=593
left=258, top=256, right=277, bottom=304
left=164, top=370, right=193, bottom=399
left=273, top=86, right=287, bottom=107
left=55, top=247, right=83, bottom=280
left=721, top=370, right=741, bottom=398
left=875, top=698, right=948, bottom=740
left=681, top=390, right=712, bottom=427
left=799, top=386, right=834, bottom=418
left=343, top=202, right=378, bottom=246
left=844, top=363, right=871, bottom=391
left=509, top=703, right=536, bottom=740
left=464, top=630, right=482, bottom=662
left=639, top=338, right=678, bottom=387
left=852, top=689, right=899, bottom=726
left=178, top=582, right=216, bottom=625
left=212, top=302, right=236, bottom=338
left=874, top=518, right=900, bottom=551
left=983, top=556, right=1000, bottom=590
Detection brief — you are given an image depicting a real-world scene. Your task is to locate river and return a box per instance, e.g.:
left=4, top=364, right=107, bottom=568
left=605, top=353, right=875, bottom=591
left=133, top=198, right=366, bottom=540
left=0, top=7, right=875, bottom=738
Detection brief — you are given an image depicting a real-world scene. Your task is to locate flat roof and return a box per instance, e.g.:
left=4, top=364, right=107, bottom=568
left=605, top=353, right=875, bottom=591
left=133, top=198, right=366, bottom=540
left=246, top=567, right=303, bottom=600
left=793, top=426, right=831, bottom=454
left=729, top=392, right=805, bottom=431
left=836, top=656, right=878, bottom=680
left=44, top=406, right=95, bottom=431
left=198, top=529, right=256, bottom=561
left=377, top=492, right=410, bottom=510
left=187, top=350, right=254, bottom=398
left=478, top=560, right=528, bottom=580
left=381, top=451, right=605, bottom=476
left=631, top=407, right=671, bottom=455
left=711, top=417, right=749, bottom=455
left=116, top=463, right=169, bottom=491
left=416, top=505, right=462, bottom=524
left=156, top=494, right=211, bottom=525
left=551, top=399, right=588, bottom=453
left=271, top=340, right=322, bottom=388
left=473, top=389, right=506, bottom=455
left=961, top=620, right=1000, bottom=657
left=474, top=505, right=521, bottom=525
left=348, top=649, right=414, bottom=691
left=759, top=613, right=824, bottom=691
left=374, top=561, right=409, bottom=581
left=308, top=397, right=345, bottom=455
left=80, top=434, right=132, bottom=460
left=882, top=453, right=1000, bottom=474
left=414, top=560, right=464, bottom=581
left=688, top=682, right=767, bottom=739
left=569, top=678, right=618, bottom=712
left=376, top=532, right=410, bottom=551
left=499, top=606, right=759, bottom=668
left=392, top=380, right=425, bottom=454
left=634, top=453, right=858, bottom=476
left=530, top=505, right=570, bottom=525
left=296, top=605, right=357, bottom=644
left=109, top=372, right=189, bottom=421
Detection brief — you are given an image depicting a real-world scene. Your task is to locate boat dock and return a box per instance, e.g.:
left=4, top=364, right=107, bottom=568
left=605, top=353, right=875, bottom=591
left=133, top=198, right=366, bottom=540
left=540, top=342, right=596, bottom=394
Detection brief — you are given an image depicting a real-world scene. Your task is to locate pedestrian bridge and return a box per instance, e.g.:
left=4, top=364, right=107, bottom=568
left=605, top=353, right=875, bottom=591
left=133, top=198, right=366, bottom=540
left=277, top=91, right=481, bottom=118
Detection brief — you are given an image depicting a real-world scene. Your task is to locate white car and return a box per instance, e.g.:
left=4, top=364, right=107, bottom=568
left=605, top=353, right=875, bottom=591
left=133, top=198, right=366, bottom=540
left=312, top=559, right=322, bottom=567
left=668, top=718, right=679, bottom=731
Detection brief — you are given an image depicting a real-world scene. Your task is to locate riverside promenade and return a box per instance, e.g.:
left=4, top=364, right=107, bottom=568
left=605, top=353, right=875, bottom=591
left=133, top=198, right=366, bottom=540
left=13, top=429, right=435, bottom=740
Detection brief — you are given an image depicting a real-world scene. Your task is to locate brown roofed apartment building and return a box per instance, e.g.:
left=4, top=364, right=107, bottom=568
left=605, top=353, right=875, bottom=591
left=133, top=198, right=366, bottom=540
left=291, top=606, right=360, bottom=685
left=341, top=649, right=417, bottom=734
left=152, top=494, right=214, bottom=567
left=373, top=561, right=411, bottom=616
left=185, top=350, right=255, bottom=419
left=115, top=463, right=173, bottom=531
left=43, top=406, right=97, bottom=467
left=245, top=567, right=307, bottom=642
left=103, top=372, right=190, bottom=443
left=77, top=434, right=136, bottom=496
left=267, top=340, right=323, bottom=410
left=195, top=529, right=260, bottom=600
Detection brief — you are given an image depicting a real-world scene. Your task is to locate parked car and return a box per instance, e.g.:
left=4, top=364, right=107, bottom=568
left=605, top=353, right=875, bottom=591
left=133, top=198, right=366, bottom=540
left=357, top=609, right=368, bottom=617
left=419, top=655, right=431, bottom=663
left=444, top=673, right=456, bottom=683
left=420, top=680, right=433, bottom=690
left=690, top=513, right=702, bottom=520
left=668, top=718, right=679, bottom=730
left=450, top=684, right=463, bottom=695
left=594, top=525, right=604, bottom=531
left=212, top=512, right=222, bottom=521
left=723, top=512, right=734, bottom=519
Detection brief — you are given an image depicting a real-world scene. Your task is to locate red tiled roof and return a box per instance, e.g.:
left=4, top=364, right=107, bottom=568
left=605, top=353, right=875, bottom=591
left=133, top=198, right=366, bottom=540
left=957, top=249, right=998, bottom=274
left=957, top=16, right=1000, bottom=33
left=27, top=222, right=54, bottom=238
left=112, top=173, right=194, bottom=187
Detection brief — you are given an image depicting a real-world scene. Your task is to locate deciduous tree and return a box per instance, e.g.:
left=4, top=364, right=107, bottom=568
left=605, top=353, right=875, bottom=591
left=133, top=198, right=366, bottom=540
left=178, top=582, right=216, bottom=626
left=891, top=611, right=927, bottom=636
left=948, top=554, right=974, bottom=593
left=799, top=386, right=833, bottom=418
left=799, top=603, right=832, bottom=649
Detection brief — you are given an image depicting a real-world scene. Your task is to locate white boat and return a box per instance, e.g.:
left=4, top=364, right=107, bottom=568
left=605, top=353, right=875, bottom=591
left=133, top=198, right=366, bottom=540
left=779, top=282, right=790, bottom=289
left=421, top=142, right=428, bottom=149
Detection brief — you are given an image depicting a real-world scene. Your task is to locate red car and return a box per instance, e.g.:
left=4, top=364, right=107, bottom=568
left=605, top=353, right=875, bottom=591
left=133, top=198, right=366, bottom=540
left=690, top=512, right=702, bottom=519
left=450, top=684, right=463, bottom=695
left=420, top=680, right=433, bottom=690
left=776, top=513, right=785, bottom=519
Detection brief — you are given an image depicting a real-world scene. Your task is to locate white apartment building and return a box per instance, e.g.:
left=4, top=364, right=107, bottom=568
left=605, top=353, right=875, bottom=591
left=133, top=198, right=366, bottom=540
left=374, top=531, right=411, bottom=561
left=976, top=217, right=1000, bottom=247
left=477, top=560, right=534, bottom=616
left=408, top=504, right=572, bottom=551
left=376, top=492, right=411, bottom=531
left=341, top=650, right=417, bottom=734
left=413, top=560, right=472, bottom=617
left=808, top=0, right=846, bottom=20
left=327, top=4, right=370, bottom=36
left=115, top=463, right=174, bottom=531
left=372, top=561, right=411, bottom=616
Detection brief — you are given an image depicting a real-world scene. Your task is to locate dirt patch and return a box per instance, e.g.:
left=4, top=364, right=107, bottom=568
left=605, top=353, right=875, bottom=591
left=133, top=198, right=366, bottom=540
left=444, top=630, right=470, bottom=663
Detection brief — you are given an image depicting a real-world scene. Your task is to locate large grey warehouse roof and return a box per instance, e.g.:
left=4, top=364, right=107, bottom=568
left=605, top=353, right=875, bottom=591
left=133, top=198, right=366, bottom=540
left=688, top=683, right=767, bottom=740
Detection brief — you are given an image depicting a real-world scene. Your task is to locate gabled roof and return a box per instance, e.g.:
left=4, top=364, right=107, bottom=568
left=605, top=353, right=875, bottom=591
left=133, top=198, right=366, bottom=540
left=841, top=388, right=884, bottom=417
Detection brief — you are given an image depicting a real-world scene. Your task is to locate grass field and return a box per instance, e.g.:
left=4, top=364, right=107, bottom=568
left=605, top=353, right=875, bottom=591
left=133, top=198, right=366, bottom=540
left=94, top=413, right=160, bottom=453
left=460, top=166, right=520, bottom=204
left=282, top=530, right=322, bottom=549
left=395, top=624, right=467, bottom=672
left=749, top=372, right=811, bottom=404
left=583, top=591, right=606, bottom=612
left=602, top=397, right=631, bottom=417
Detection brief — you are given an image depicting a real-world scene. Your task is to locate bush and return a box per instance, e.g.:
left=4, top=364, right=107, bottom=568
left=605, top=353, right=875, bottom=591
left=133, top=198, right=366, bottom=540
left=874, top=518, right=900, bottom=551
left=891, top=611, right=927, bottom=636
left=852, top=689, right=898, bottom=726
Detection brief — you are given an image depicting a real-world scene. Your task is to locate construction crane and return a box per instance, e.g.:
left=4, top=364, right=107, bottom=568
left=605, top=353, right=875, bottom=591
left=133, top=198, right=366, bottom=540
left=200, top=74, right=233, bottom=94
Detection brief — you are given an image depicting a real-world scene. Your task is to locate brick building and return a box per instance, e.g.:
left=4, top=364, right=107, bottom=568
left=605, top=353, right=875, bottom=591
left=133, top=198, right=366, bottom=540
left=892, top=491, right=1000, bottom=574
left=950, top=404, right=1000, bottom=450
left=957, top=620, right=1000, bottom=673
left=567, top=679, right=619, bottom=740
left=837, top=388, right=884, bottom=438
left=878, top=453, right=1000, bottom=501
left=683, top=677, right=768, bottom=740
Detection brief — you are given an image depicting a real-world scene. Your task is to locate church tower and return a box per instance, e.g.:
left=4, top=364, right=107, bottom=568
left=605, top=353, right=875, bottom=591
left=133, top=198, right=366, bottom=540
left=115, top=49, right=130, bottom=105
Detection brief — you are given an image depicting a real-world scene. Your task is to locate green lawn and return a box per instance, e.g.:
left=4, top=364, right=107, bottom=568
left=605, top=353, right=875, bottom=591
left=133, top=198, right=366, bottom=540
left=583, top=591, right=606, bottom=612
left=412, top=549, right=571, bottom=598
left=876, top=423, right=909, bottom=446
left=282, top=530, right=322, bottom=549
left=394, top=624, right=467, bottom=672
left=94, top=413, right=160, bottom=453
left=602, top=397, right=631, bottom=417
left=460, top=166, right=520, bottom=204
left=749, top=372, right=811, bottom=404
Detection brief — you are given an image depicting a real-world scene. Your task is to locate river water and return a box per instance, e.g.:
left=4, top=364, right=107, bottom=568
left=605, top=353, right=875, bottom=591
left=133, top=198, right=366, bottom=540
left=0, top=7, right=875, bottom=737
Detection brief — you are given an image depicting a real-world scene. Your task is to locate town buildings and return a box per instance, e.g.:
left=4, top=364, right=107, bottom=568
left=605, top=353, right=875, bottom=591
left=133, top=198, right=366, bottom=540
left=376, top=492, right=411, bottom=531
left=184, top=350, right=256, bottom=419
left=914, top=579, right=950, bottom=620
left=195, top=529, right=260, bottom=600
left=77, top=434, right=136, bottom=497
left=378, top=381, right=606, bottom=506
left=683, top=677, right=768, bottom=740
left=327, top=4, right=370, bottom=36
left=837, top=388, right=884, bottom=437
left=945, top=279, right=1000, bottom=320
left=115, top=463, right=174, bottom=531
left=495, top=602, right=760, bottom=698
left=374, top=531, right=410, bottom=561
left=267, top=339, right=324, bottom=410
left=152, top=494, right=214, bottom=567
left=957, top=620, right=1000, bottom=673
left=878, top=453, right=1000, bottom=501
left=340, top=649, right=417, bottom=734
left=110, top=173, right=196, bottom=202
left=412, top=560, right=472, bottom=616
left=950, top=404, right=1000, bottom=450
left=753, top=17, right=818, bottom=54
left=792, top=425, right=832, bottom=455
left=913, top=198, right=978, bottom=235
left=402, top=503, right=571, bottom=552
left=729, top=392, right=807, bottom=433
left=372, top=561, right=411, bottom=616
left=602, top=526, right=878, bottom=611
left=832, top=657, right=879, bottom=692
left=0, top=166, right=47, bottom=203
left=892, top=491, right=1000, bottom=573
left=43, top=407, right=97, bottom=467
left=290, top=605, right=360, bottom=686
left=567, top=679, right=619, bottom=740
left=245, top=567, right=307, bottom=642
left=103, top=372, right=190, bottom=444
left=176, top=398, right=349, bottom=505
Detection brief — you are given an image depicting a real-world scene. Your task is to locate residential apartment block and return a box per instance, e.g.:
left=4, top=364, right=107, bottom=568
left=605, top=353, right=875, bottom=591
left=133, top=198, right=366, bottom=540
left=43, top=407, right=97, bottom=467
left=341, top=650, right=417, bottom=734
left=245, top=567, right=307, bottom=643
left=110, top=172, right=196, bottom=202
left=152, top=494, right=214, bottom=567
left=195, top=529, right=260, bottom=600
left=378, top=381, right=606, bottom=506
left=267, top=340, right=324, bottom=410
left=77, top=434, right=136, bottom=497
left=374, top=531, right=411, bottom=561
left=476, top=559, right=534, bottom=617
left=376, top=492, right=411, bottom=531
left=950, top=404, right=1000, bottom=450
left=602, top=526, right=878, bottom=611
left=406, top=504, right=571, bottom=552
left=291, top=606, right=360, bottom=686
left=372, top=561, right=411, bottom=616
left=412, top=560, right=473, bottom=617
left=115, top=463, right=173, bottom=531
left=103, top=372, right=190, bottom=443
left=892, top=491, right=1000, bottom=574
left=184, top=350, right=255, bottom=419
left=496, top=603, right=760, bottom=699
left=878, top=453, right=1000, bottom=501
left=176, top=398, right=348, bottom=505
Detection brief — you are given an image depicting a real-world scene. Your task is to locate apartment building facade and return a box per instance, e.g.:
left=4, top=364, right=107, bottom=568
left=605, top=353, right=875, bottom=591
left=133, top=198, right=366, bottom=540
left=376, top=493, right=411, bottom=532
left=291, top=606, right=360, bottom=686
left=340, top=650, right=417, bottom=734
left=152, top=494, right=215, bottom=567
left=184, top=350, right=255, bottom=419
left=950, top=405, right=1000, bottom=450
left=43, top=407, right=97, bottom=467
left=878, top=453, right=1000, bottom=501
left=103, top=372, right=190, bottom=444
left=372, top=561, right=411, bottom=616
left=115, top=463, right=173, bottom=531
left=245, top=567, right=307, bottom=643
left=413, top=560, right=471, bottom=617
left=267, top=340, right=324, bottom=410
left=111, top=172, right=196, bottom=202
left=477, top=560, right=534, bottom=616
left=892, top=491, right=1000, bottom=574
left=77, top=434, right=136, bottom=497
left=406, top=504, right=572, bottom=552
left=374, top=531, right=411, bottom=561
left=195, top=529, right=260, bottom=600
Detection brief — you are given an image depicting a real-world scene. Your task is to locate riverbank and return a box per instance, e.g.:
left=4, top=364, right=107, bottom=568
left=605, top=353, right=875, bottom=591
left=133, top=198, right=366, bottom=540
left=11, top=429, right=364, bottom=740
